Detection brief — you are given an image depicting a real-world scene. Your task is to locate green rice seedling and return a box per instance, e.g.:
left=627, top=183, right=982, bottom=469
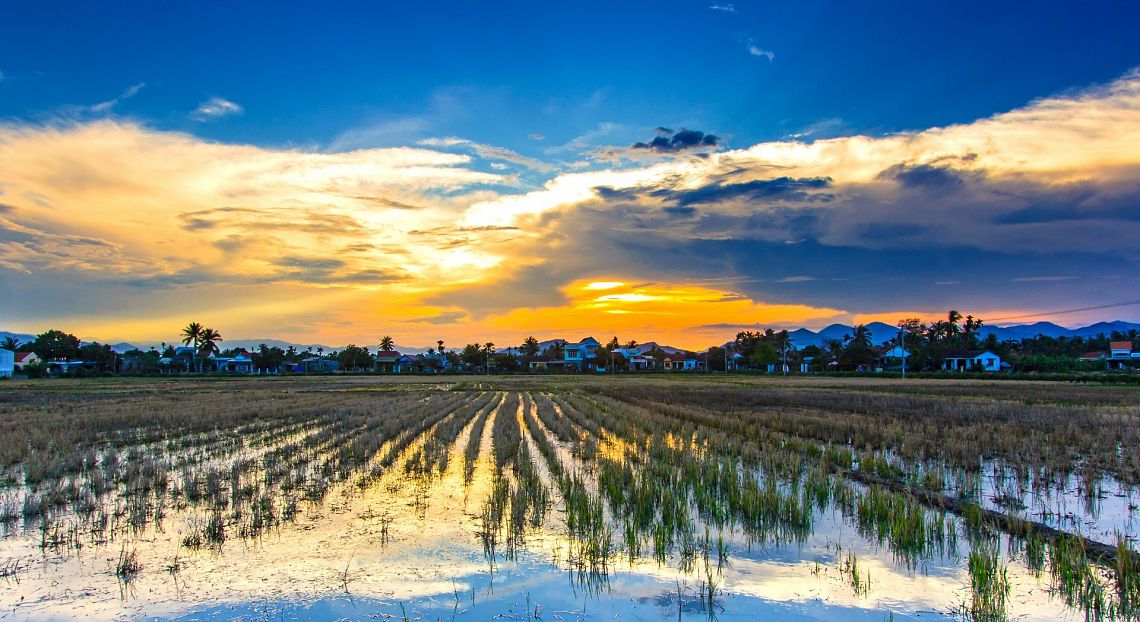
left=965, top=539, right=1009, bottom=622
left=839, top=552, right=871, bottom=597
left=115, top=546, right=142, bottom=581
left=1114, top=533, right=1139, bottom=618
left=1048, top=533, right=1109, bottom=619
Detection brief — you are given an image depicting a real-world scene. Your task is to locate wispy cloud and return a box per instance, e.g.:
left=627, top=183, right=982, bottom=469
left=91, top=83, right=145, bottom=113
left=775, top=276, right=817, bottom=283
left=709, top=4, right=736, bottom=12
left=747, top=40, right=775, bottom=61
left=192, top=96, right=243, bottom=121
left=1010, top=276, right=1076, bottom=282
left=418, top=137, right=555, bottom=173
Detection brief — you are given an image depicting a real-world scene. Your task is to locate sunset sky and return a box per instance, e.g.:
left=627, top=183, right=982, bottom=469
left=2, top=1, right=1140, bottom=349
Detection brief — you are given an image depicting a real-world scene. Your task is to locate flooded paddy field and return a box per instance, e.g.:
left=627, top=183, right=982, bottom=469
left=1, top=375, right=1138, bottom=621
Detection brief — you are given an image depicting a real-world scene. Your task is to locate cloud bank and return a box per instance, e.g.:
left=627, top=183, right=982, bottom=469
left=2, top=70, right=1139, bottom=346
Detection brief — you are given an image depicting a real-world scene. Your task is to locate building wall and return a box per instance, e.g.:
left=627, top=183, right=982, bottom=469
left=0, top=349, right=13, bottom=378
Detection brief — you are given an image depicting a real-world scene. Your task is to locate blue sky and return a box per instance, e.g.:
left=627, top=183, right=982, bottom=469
left=2, top=1, right=1140, bottom=346
left=6, top=1, right=1138, bottom=152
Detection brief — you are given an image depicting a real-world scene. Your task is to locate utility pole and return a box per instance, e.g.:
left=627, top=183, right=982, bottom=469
left=781, top=333, right=787, bottom=377
left=900, top=326, right=907, bottom=379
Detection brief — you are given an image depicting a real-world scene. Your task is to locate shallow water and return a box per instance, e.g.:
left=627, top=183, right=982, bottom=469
left=0, top=386, right=1132, bottom=621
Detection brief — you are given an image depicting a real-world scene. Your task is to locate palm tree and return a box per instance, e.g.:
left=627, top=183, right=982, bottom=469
left=624, top=339, right=638, bottom=349
left=181, top=322, right=204, bottom=349
left=197, top=328, right=223, bottom=372
left=437, top=339, right=445, bottom=353
left=379, top=335, right=395, bottom=352
left=522, top=336, right=540, bottom=358
left=0, top=336, right=21, bottom=351
left=482, top=342, right=495, bottom=373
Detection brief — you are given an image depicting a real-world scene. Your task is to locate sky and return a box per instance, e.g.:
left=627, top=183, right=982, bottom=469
left=2, top=1, right=1140, bottom=349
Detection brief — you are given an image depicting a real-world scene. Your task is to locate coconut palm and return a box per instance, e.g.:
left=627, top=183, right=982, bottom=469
left=0, top=336, right=21, bottom=351
left=437, top=339, right=445, bottom=354
left=181, top=322, right=204, bottom=348
left=197, top=328, right=223, bottom=371
left=379, top=335, right=395, bottom=351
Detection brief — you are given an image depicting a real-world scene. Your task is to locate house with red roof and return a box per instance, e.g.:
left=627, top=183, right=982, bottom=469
left=14, top=351, right=40, bottom=371
left=1107, top=341, right=1139, bottom=370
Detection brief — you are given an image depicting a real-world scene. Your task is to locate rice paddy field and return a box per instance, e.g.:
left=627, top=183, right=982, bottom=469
left=1, top=375, right=1139, bottom=621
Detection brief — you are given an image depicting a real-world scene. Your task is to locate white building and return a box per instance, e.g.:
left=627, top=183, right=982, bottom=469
left=0, top=349, right=13, bottom=378
left=942, top=350, right=1003, bottom=372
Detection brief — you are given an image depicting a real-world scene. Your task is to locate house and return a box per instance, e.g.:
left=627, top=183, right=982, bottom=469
left=663, top=354, right=697, bottom=371
left=13, top=351, right=40, bottom=371
left=799, top=356, right=814, bottom=373
left=301, top=357, right=340, bottom=372
left=47, top=360, right=101, bottom=376
left=0, top=349, right=13, bottom=378
left=1107, top=341, right=1138, bottom=371
left=375, top=351, right=412, bottom=373
left=564, top=337, right=600, bottom=369
left=942, top=350, right=1004, bottom=372
left=165, top=346, right=198, bottom=372
left=528, top=355, right=567, bottom=371
left=727, top=352, right=746, bottom=371
left=211, top=350, right=255, bottom=374
left=616, top=348, right=656, bottom=371
left=414, top=352, right=450, bottom=372
left=876, top=346, right=911, bottom=371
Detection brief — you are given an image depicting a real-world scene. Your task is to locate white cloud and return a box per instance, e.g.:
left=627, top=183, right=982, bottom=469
left=91, top=83, right=146, bottom=112
left=192, top=97, right=243, bottom=120
left=775, top=276, right=817, bottom=283
left=709, top=4, right=736, bottom=12
left=747, top=41, right=775, bottom=61
left=1010, top=276, right=1076, bottom=283
left=418, top=137, right=556, bottom=173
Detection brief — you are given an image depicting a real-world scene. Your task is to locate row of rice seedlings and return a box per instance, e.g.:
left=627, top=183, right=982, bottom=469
left=518, top=394, right=613, bottom=575
left=464, top=392, right=502, bottom=485
left=533, top=393, right=596, bottom=461
left=406, top=391, right=496, bottom=480
left=173, top=392, right=477, bottom=548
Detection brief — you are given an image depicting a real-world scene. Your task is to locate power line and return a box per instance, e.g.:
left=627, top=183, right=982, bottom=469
left=985, top=299, right=1140, bottom=322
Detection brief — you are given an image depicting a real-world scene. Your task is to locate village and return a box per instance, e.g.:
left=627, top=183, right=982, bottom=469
left=2, top=312, right=1138, bottom=378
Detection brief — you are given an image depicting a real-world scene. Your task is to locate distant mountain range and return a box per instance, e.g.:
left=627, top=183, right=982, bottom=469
left=4, top=320, right=1139, bottom=356
left=779, top=320, right=1140, bottom=348
left=0, top=332, right=426, bottom=355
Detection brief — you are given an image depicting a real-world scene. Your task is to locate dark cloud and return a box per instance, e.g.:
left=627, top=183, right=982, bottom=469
left=632, top=128, right=721, bottom=153
left=658, top=177, right=833, bottom=206
left=177, top=207, right=369, bottom=237
left=879, top=163, right=965, bottom=189
left=514, top=166, right=1140, bottom=319
left=663, top=206, right=697, bottom=218
left=404, top=311, right=469, bottom=324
